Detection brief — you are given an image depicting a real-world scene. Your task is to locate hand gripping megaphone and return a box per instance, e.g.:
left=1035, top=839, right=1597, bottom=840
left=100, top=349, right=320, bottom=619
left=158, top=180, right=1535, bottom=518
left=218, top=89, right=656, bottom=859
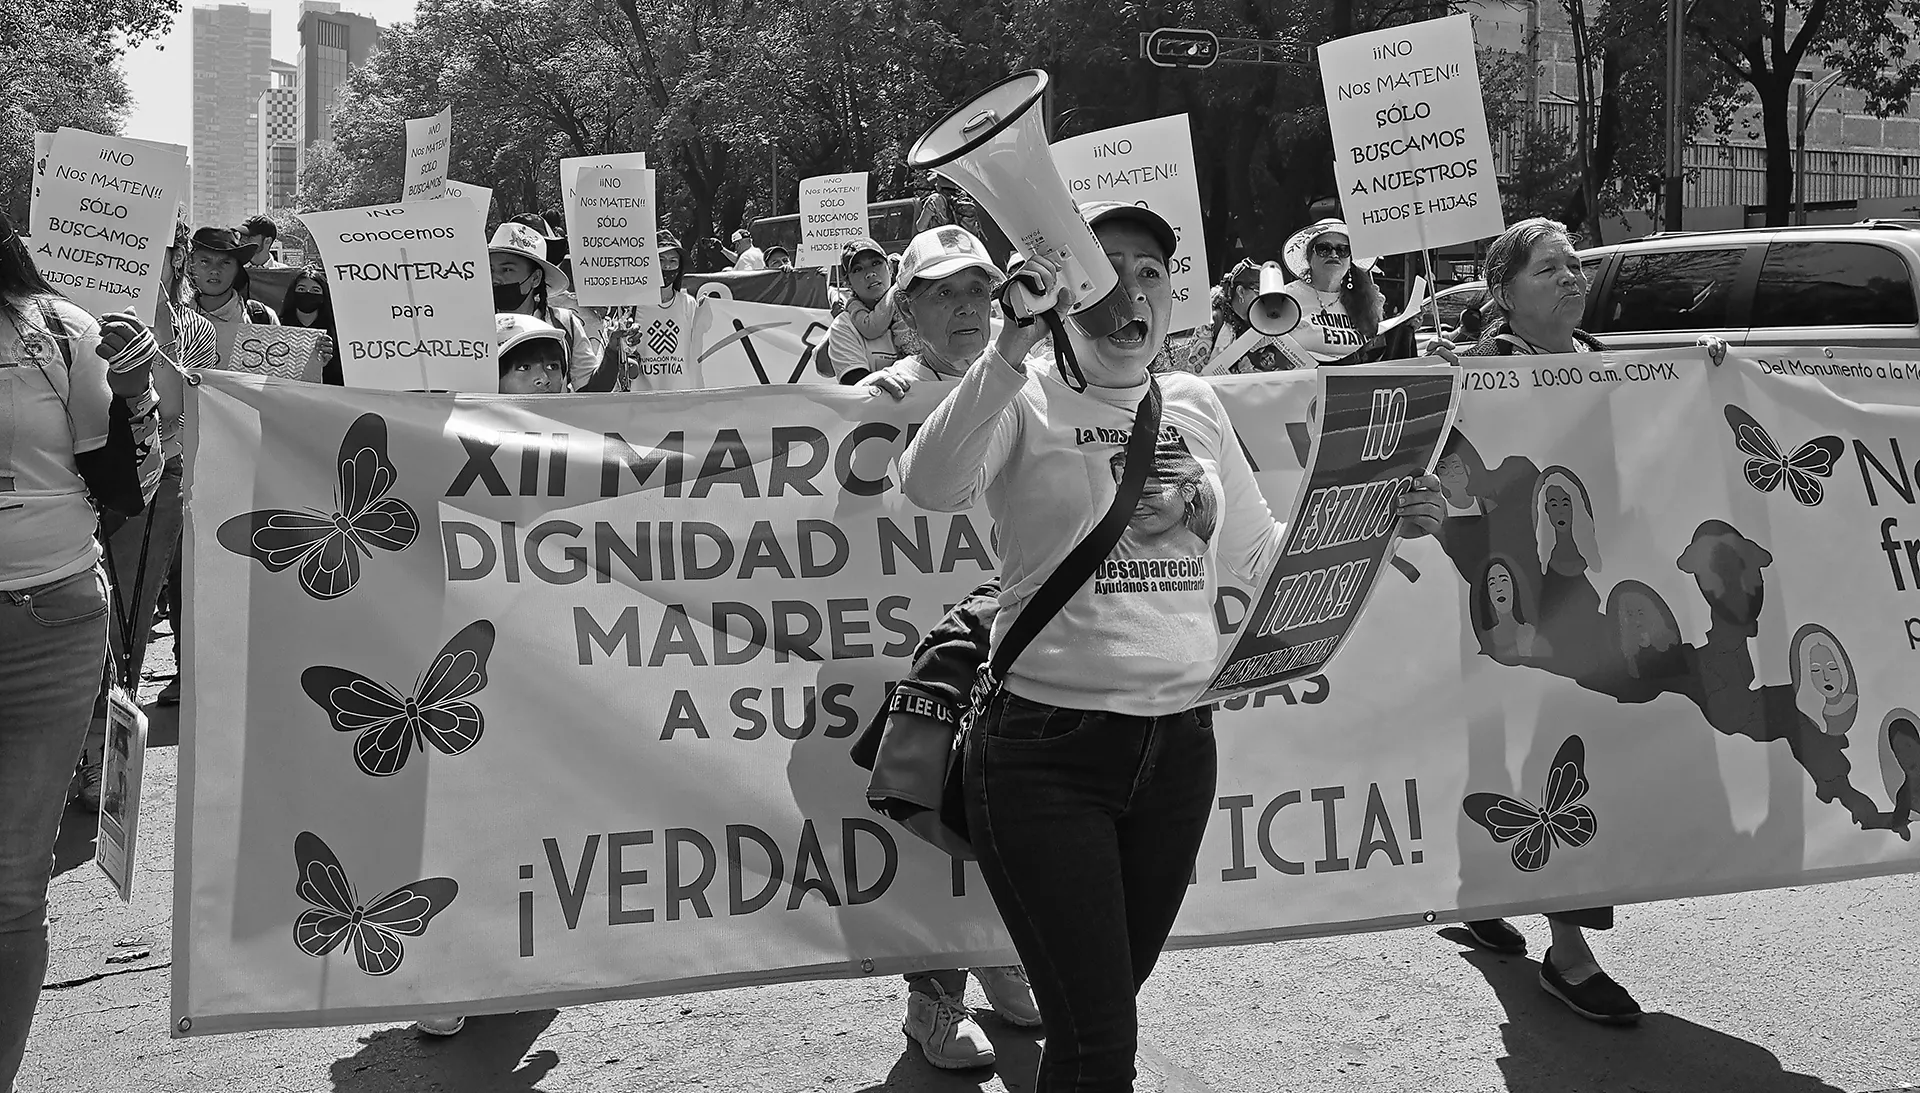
left=1248, top=261, right=1302, bottom=337
left=907, top=70, right=1136, bottom=340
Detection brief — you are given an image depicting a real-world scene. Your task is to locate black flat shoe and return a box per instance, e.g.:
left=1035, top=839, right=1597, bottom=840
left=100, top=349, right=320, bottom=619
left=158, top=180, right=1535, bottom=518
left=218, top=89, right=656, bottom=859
left=1461, top=918, right=1527, bottom=956
left=1539, top=948, right=1642, bottom=1025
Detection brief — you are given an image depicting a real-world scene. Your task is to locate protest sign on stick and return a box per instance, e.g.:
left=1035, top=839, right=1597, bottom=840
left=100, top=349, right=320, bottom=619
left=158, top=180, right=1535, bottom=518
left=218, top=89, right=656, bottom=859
left=1319, top=14, right=1503, bottom=259
left=797, top=173, right=869, bottom=268
left=300, top=201, right=495, bottom=391
left=1051, top=116, right=1209, bottom=331
left=402, top=106, right=453, bottom=201
left=570, top=167, right=658, bottom=307
left=32, top=129, right=188, bottom=321
left=1199, top=363, right=1460, bottom=702
left=560, top=152, right=646, bottom=242
left=442, top=179, right=493, bottom=224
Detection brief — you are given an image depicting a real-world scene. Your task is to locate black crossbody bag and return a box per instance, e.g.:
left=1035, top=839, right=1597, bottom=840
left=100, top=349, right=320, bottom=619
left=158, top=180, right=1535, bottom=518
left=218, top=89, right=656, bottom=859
left=854, top=377, right=1163, bottom=858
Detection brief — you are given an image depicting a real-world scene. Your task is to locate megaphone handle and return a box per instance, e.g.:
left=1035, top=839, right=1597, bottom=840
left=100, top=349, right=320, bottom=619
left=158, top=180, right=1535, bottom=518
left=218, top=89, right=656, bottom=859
left=1043, top=310, right=1090, bottom=393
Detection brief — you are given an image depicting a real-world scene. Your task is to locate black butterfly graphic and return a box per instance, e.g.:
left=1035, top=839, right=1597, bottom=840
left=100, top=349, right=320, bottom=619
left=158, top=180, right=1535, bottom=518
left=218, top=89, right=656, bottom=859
left=1461, top=735, right=1597, bottom=872
left=217, top=413, right=421, bottom=600
left=1724, top=405, right=1844, bottom=507
left=292, top=831, right=457, bottom=976
left=301, top=620, right=495, bottom=777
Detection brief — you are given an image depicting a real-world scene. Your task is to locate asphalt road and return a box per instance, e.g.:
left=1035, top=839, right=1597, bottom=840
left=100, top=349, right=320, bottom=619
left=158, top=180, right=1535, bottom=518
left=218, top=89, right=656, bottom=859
left=16, top=627, right=1919, bottom=1093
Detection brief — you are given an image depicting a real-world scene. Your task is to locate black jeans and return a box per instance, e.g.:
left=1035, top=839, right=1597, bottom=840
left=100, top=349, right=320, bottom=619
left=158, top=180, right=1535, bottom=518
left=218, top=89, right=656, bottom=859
left=965, top=690, right=1216, bottom=1093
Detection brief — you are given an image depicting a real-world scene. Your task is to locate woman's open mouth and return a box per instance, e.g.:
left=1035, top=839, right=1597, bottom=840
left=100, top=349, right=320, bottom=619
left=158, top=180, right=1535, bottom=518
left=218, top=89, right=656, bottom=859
left=1107, top=320, right=1149, bottom=349
left=950, top=325, right=981, bottom=339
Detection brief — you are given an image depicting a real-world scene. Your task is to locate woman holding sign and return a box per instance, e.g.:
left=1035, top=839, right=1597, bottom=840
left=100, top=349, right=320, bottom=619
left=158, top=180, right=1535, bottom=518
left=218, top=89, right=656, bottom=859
left=0, top=210, right=163, bottom=1089
left=1277, top=219, right=1383, bottom=365
left=900, top=202, right=1444, bottom=1090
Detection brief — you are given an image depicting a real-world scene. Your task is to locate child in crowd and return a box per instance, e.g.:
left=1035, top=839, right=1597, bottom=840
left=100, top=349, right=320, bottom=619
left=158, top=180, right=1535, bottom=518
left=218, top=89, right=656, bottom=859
left=496, top=313, right=569, bottom=394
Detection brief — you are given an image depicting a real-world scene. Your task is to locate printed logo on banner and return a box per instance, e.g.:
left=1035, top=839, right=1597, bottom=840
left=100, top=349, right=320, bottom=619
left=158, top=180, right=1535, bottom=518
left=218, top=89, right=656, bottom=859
left=300, top=620, right=497, bottom=777
left=1724, top=405, right=1843, bottom=507
left=216, top=413, right=421, bottom=600
left=292, top=831, right=458, bottom=976
left=1461, top=735, right=1597, bottom=872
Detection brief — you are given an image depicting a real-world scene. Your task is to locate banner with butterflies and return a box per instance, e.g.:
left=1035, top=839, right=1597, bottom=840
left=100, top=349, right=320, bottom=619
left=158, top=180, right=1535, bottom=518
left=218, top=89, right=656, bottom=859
left=174, top=349, right=1920, bottom=1036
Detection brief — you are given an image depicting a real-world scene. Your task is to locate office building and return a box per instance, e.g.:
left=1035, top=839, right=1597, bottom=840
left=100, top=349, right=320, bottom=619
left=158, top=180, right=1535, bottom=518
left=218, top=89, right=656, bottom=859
left=191, top=4, right=273, bottom=228
left=259, top=60, right=299, bottom=213
left=297, top=1, right=383, bottom=180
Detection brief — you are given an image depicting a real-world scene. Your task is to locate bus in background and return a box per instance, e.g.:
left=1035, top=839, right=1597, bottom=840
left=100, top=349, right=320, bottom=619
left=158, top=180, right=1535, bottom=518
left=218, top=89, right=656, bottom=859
left=750, top=198, right=920, bottom=270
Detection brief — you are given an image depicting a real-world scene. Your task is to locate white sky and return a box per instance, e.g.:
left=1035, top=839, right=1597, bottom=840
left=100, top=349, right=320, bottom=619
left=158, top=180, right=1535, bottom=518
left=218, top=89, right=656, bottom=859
left=122, top=0, right=419, bottom=153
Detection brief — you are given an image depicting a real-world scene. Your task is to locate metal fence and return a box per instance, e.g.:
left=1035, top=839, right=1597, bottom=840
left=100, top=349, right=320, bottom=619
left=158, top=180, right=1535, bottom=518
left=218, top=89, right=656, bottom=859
left=1493, top=102, right=1920, bottom=208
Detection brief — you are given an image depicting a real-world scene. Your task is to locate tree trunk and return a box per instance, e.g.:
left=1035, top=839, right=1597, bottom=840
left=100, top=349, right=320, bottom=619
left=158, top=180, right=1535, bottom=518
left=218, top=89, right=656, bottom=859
left=1758, top=77, right=1794, bottom=226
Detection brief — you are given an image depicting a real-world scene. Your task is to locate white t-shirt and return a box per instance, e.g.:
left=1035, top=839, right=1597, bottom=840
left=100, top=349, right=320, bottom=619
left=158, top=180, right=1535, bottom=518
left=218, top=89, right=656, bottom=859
left=1282, top=282, right=1368, bottom=361
left=626, top=292, right=702, bottom=391
left=732, top=246, right=766, bottom=272
left=827, top=308, right=900, bottom=380
left=0, top=297, right=112, bottom=589
left=901, top=351, right=1287, bottom=716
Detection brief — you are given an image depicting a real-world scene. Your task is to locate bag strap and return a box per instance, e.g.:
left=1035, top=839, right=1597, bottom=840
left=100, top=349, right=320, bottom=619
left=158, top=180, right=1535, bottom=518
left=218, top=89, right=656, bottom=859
left=989, top=376, right=1162, bottom=681
left=35, top=298, right=75, bottom=371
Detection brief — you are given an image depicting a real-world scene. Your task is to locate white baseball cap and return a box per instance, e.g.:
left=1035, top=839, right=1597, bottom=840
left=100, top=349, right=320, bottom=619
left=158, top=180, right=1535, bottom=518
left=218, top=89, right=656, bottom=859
left=495, top=313, right=565, bottom=355
left=898, top=225, right=1002, bottom=289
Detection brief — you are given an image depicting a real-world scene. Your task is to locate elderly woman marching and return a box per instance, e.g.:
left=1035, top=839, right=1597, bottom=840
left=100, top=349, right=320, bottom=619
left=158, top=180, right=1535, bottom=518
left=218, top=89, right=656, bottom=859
left=889, top=204, right=1444, bottom=1091
left=1429, top=215, right=1642, bottom=1025
left=851, top=224, right=1045, bottom=1071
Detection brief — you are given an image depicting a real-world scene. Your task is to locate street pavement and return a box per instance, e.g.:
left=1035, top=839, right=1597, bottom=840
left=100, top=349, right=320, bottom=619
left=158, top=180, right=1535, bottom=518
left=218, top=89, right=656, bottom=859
left=17, top=626, right=1919, bottom=1093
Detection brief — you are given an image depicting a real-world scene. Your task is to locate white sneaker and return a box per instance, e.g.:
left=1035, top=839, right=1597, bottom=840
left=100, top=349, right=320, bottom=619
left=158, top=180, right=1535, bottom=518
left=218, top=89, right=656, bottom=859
left=972, top=965, right=1042, bottom=1028
left=903, top=985, right=995, bottom=1069
left=413, top=1015, right=466, bottom=1037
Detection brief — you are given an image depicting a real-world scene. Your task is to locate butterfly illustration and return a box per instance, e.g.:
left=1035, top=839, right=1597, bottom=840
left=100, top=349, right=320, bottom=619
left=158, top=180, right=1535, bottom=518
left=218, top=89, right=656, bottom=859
left=1461, top=735, right=1597, bottom=872
left=293, top=831, right=457, bottom=976
left=217, top=413, right=421, bottom=600
left=301, top=620, right=495, bottom=777
left=1724, top=405, right=1844, bottom=507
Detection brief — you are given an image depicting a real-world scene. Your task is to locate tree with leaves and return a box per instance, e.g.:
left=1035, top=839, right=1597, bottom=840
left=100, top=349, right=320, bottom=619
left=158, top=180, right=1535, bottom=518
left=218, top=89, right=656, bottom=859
left=1685, top=0, right=1920, bottom=224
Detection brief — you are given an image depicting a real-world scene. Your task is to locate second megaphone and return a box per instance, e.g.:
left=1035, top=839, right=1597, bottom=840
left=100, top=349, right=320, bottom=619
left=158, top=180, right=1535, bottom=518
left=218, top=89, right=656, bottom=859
left=1248, top=262, right=1301, bottom=337
left=907, top=70, right=1136, bottom=340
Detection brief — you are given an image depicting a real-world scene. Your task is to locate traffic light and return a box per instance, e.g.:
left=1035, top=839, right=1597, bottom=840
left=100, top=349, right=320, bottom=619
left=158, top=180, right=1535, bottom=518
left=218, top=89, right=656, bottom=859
left=1144, top=28, right=1220, bottom=69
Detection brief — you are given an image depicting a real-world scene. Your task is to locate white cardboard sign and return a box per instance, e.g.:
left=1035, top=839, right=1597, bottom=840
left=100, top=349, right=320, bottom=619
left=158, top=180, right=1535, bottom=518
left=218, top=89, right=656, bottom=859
left=1320, top=14, right=1504, bottom=257
left=402, top=107, right=453, bottom=202
left=570, top=167, right=659, bottom=307
left=797, top=173, right=869, bottom=269
left=301, top=201, right=496, bottom=391
left=560, top=152, right=647, bottom=243
left=1051, top=115, right=1210, bottom=332
left=33, top=129, right=189, bottom=321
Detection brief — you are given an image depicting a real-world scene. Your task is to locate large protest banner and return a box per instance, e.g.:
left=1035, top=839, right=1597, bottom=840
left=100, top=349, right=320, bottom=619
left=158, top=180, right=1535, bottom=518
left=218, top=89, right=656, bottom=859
left=1051, top=115, right=1210, bottom=332
left=32, top=130, right=189, bottom=320
left=176, top=350, right=1920, bottom=1034
left=402, top=107, right=452, bottom=201
left=796, top=173, right=868, bottom=269
left=571, top=167, right=659, bottom=307
left=1320, top=14, right=1503, bottom=257
left=301, top=202, right=496, bottom=391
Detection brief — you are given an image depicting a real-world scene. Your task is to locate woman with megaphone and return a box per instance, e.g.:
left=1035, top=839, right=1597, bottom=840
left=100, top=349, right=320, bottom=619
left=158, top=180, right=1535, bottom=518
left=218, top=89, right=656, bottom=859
left=1277, top=219, right=1384, bottom=365
left=1193, top=258, right=1317, bottom=374
left=900, top=199, right=1445, bottom=1091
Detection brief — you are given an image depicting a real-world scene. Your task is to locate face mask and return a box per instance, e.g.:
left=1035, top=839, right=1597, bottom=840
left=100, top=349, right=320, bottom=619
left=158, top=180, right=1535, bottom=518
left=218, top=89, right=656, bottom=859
left=494, top=281, right=533, bottom=311
left=291, top=291, right=323, bottom=312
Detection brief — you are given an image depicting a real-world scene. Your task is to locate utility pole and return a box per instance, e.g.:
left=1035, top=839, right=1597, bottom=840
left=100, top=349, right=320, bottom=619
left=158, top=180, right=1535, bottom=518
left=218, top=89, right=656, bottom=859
left=1663, top=0, right=1684, bottom=232
left=769, top=142, right=779, bottom=216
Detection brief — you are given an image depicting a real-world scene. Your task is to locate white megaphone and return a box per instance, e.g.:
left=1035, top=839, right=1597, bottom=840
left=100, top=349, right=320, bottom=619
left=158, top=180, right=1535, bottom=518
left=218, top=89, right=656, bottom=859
left=1247, top=262, right=1301, bottom=337
left=907, top=70, right=1135, bottom=340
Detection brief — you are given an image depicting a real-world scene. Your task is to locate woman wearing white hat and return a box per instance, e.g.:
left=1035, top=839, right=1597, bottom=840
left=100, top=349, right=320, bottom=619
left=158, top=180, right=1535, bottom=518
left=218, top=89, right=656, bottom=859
left=1276, top=218, right=1384, bottom=365
left=488, top=222, right=599, bottom=390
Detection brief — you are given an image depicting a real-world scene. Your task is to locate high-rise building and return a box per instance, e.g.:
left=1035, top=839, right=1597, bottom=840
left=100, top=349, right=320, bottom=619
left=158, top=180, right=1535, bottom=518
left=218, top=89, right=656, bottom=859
left=191, top=4, right=273, bottom=228
left=259, top=60, right=300, bottom=213
left=296, top=1, right=382, bottom=181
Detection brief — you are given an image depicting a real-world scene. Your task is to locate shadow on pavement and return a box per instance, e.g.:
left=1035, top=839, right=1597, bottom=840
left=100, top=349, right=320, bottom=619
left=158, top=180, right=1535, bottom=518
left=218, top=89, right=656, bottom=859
left=52, top=803, right=97, bottom=878
left=144, top=701, right=179, bottom=750
left=853, top=1018, right=1040, bottom=1093
left=328, top=1010, right=560, bottom=1092
left=1451, top=943, right=1845, bottom=1093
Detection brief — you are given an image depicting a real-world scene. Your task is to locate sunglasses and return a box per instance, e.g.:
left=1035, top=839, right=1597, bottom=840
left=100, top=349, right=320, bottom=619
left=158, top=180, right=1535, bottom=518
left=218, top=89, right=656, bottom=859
left=1311, top=242, right=1351, bottom=258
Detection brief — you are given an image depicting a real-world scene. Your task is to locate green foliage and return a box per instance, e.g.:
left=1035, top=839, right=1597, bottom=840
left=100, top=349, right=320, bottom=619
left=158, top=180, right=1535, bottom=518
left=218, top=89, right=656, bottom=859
left=0, top=0, right=173, bottom=224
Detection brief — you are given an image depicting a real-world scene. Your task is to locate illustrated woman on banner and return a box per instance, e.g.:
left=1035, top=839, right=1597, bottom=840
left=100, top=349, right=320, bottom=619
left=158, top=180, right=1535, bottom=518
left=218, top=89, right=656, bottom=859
left=1790, top=623, right=1859, bottom=737
left=1472, top=554, right=1549, bottom=664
